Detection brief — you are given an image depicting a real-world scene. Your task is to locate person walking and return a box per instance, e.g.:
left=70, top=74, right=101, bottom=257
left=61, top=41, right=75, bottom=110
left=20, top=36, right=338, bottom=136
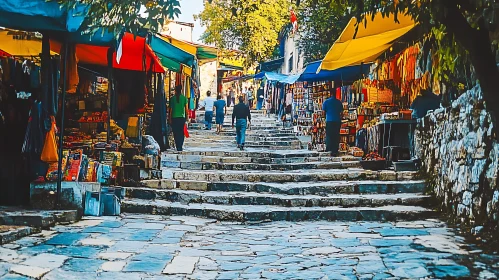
left=247, top=87, right=255, bottom=109
left=168, top=85, right=189, bottom=151
left=229, top=88, right=235, bottom=107
left=199, top=90, right=217, bottom=130
left=232, top=96, right=251, bottom=150
left=214, top=94, right=227, bottom=134
left=256, top=86, right=264, bottom=110
left=322, top=90, right=344, bottom=156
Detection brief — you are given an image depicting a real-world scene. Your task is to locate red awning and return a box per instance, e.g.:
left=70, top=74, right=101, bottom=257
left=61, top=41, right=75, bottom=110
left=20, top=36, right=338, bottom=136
left=51, top=32, right=164, bottom=73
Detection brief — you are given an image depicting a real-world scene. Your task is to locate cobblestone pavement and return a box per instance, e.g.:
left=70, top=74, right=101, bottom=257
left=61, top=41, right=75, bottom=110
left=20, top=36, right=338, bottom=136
left=1, top=214, right=498, bottom=279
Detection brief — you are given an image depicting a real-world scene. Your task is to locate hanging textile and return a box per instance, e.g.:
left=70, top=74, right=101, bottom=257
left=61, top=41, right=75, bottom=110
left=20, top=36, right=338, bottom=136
left=150, top=73, right=168, bottom=150
left=60, top=43, right=79, bottom=94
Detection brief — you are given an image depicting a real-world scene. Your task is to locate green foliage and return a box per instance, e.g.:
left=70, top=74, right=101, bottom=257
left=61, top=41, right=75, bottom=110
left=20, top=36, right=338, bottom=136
left=297, top=0, right=352, bottom=64
left=53, top=0, right=181, bottom=36
left=196, top=0, right=290, bottom=66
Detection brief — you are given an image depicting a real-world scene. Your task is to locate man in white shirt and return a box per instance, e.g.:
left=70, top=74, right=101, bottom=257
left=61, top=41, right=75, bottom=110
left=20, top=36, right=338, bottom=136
left=199, top=91, right=217, bottom=130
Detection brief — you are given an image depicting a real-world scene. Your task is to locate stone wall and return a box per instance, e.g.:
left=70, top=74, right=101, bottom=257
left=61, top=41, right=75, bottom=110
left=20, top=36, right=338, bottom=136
left=415, top=85, right=499, bottom=239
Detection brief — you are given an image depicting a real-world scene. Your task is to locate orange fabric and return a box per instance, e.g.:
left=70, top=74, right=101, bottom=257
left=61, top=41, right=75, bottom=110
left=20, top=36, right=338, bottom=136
left=50, top=33, right=164, bottom=73
left=41, top=116, right=59, bottom=163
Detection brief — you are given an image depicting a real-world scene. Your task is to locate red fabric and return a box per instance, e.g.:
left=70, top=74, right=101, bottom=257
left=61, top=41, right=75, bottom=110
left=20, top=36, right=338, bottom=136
left=0, top=49, right=11, bottom=57
left=50, top=32, right=164, bottom=73
left=336, top=87, right=341, bottom=100
left=184, top=124, right=190, bottom=138
left=362, top=88, right=368, bottom=102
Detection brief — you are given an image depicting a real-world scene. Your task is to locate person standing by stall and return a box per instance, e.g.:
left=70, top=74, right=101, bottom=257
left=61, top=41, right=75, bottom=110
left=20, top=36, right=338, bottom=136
left=256, top=86, right=264, bottom=110
left=169, top=85, right=189, bottom=152
left=247, top=86, right=255, bottom=109
left=232, top=96, right=251, bottom=151
left=199, top=90, right=216, bottom=130
left=214, top=94, right=227, bottom=134
left=322, top=91, right=343, bottom=157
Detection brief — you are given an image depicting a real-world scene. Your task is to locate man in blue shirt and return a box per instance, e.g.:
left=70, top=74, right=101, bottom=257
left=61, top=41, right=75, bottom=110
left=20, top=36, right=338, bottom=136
left=214, top=94, right=227, bottom=134
left=322, top=91, right=344, bottom=156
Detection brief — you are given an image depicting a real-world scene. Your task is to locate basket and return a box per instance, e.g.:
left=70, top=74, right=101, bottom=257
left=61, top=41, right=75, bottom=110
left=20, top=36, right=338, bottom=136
left=360, top=159, right=386, bottom=171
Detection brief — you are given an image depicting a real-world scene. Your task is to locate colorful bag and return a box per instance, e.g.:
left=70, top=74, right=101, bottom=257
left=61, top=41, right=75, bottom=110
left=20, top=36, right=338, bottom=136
left=41, top=116, right=59, bottom=163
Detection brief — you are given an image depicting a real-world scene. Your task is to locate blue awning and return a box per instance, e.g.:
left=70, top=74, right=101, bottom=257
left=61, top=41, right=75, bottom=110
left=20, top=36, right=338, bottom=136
left=0, top=0, right=87, bottom=32
left=254, top=72, right=301, bottom=84
left=299, top=61, right=371, bottom=82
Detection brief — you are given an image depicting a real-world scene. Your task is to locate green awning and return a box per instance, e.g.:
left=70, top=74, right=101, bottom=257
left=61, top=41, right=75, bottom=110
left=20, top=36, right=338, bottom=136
left=150, top=35, right=195, bottom=71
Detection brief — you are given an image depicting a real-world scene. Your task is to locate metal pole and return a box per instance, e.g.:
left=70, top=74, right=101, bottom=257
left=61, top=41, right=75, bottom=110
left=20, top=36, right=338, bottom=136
left=56, top=41, right=69, bottom=209
left=107, top=47, right=114, bottom=143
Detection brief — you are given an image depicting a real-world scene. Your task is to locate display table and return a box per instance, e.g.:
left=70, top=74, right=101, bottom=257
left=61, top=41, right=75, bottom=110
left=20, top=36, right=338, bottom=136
left=376, top=119, right=417, bottom=159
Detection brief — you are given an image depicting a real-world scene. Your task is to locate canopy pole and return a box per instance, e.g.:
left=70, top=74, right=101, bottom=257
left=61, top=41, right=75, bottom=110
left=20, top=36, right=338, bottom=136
left=56, top=40, right=69, bottom=209
left=107, top=47, right=114, bottom=143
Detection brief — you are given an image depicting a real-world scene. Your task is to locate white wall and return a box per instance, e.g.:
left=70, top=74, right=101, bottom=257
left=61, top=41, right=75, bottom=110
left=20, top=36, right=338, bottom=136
left=280, top=32, right=304, bottom=75
left=162, top=21, right=194, bottom=42
left=199, top=61, right=218, bottom=99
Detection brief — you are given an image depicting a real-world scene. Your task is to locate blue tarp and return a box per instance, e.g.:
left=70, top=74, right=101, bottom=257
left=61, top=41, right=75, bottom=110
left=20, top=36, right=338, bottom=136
left=0, top=0, right=86, bottom=32
left=299, top=61, right=371, bottom=82
left=253, top=72, right=299, bottom=84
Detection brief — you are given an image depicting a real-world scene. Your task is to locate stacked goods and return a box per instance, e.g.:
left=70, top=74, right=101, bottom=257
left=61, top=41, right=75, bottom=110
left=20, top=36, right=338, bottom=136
left=363, top=151, right=385, bottom=161
left=349, top=147, right=364, bottom=157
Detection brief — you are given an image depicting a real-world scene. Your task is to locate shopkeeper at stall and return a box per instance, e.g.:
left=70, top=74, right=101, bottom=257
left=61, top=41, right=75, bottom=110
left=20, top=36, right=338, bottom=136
left=410, top=89, right=441, bottom=119
left=323, top=90, right=343, bottom=157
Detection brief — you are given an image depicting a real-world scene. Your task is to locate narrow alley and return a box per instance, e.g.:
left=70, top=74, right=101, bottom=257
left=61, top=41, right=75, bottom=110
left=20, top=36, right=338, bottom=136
left=1, top=109, right=498, bottom=279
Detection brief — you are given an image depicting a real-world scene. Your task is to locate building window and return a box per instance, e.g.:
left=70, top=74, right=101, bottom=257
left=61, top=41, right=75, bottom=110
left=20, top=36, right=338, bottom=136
left=289, top=55, right=294, bottom=73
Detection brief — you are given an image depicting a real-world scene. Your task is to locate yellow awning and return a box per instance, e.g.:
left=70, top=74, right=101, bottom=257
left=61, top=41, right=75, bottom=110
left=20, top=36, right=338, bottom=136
left=0, top=30, right=57, bottom=56
left=320, top=12, right=416, bottom=71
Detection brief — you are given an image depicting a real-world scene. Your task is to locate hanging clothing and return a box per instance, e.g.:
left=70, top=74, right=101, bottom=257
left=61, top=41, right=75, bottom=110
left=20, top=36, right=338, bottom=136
left=60, top=43, right=79, bottom=94
left=150, top=74, right=168, bottom=150
left=126, top=117, right=140, bottom=138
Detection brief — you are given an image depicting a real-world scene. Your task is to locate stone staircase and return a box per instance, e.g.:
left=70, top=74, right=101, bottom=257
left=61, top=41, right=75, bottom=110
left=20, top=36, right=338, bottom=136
left=122, top=108, right=435, bottom=222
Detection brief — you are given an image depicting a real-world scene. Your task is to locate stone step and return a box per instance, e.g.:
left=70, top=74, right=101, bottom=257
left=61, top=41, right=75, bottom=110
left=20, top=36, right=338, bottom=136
left=189, top=124, right=288, bottom=131
left=162, top=155, right=353, bottom=165
left=183, top=140, right=302, bottom=147
left=161, top=161, right=360, bottom=171
left=125, top=188, right=432, bottom=208
left=0, top=208, right=78, bottom=229
left=163, top=150, right=324, bottom=158
left=137, top=180, right=426, bottom=195
left=122, top=198, right=436, bottom=222
left=0, top=225, right=39, bottom=245
left=161, top=169, right=417, bottom=183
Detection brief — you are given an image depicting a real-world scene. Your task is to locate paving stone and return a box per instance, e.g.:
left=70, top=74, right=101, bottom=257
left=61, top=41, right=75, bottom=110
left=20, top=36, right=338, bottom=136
left=51, top=246, right=102, bottom=258
left=107, top=241, right=148, bottom=253
left=45, top=233, right=89, bottom=246
left=97, top=252, right=134, bottom=260
left=100, top=261, right=127, bottom=272
left=0, top=248, right=19, bottom=262
left=41, top=269, right=98, bottom=280
left=21, top=253, right=68, bottom=269
left=0, top=273, right=32, bottom=280
left=123, top=260, right=169, bottom=274
left=9, top=265, right=51, bottom=279
left=217, top=271, right=240, bottom=280
left=376, top=227, right=429, bottom=237
left=391, top=266, right=430, bottom=278
left=163, top=256, right=199, bottom=274
left=303, top=247, right=341, bottom=255
left=79, top=236, right=115, bottom=247
left=430, top=265, right=471, bottom=278
left=63, top=258, right=105, bottom=272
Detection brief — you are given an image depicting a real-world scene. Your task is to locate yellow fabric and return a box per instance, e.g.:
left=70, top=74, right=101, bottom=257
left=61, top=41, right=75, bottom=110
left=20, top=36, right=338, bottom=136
left=0, top=30, right=57, bottom=56
left=320, top=12, right=416, bottom=71
left=159, top=34, right=218, bottom=63
left=182, top=65, right=192, bottom=77
left=126, top=117, right=139, bottom=138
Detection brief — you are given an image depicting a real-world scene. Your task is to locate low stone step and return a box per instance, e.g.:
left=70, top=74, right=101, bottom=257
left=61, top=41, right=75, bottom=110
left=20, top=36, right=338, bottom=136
left=163, top=150, right=322, bottom=158
left=137, top=180, right=426, bottom=195
left=162, top=161, right=359, bottom=171
left=162, top=168, right=417, bottom=183
left=122, top=198, right=436, bottom=222
left=0, top=208, right=78, bottom=229
left=161, top=155, right=353, bottom=165
left=125, top=188, right=432, bottom=208
left=183, top=140, right=302, bottom=147
left=0, top=225, right=39, bottom=245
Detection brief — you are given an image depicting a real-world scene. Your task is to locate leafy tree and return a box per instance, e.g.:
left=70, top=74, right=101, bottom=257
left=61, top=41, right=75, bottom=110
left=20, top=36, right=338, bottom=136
left=54, top=0, right=182, bottom=35
left=297, top=0, right=352, bottom=64
left=196, top=0, right=290, bottom=66
left=344, top=0, right=499, bottom=136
